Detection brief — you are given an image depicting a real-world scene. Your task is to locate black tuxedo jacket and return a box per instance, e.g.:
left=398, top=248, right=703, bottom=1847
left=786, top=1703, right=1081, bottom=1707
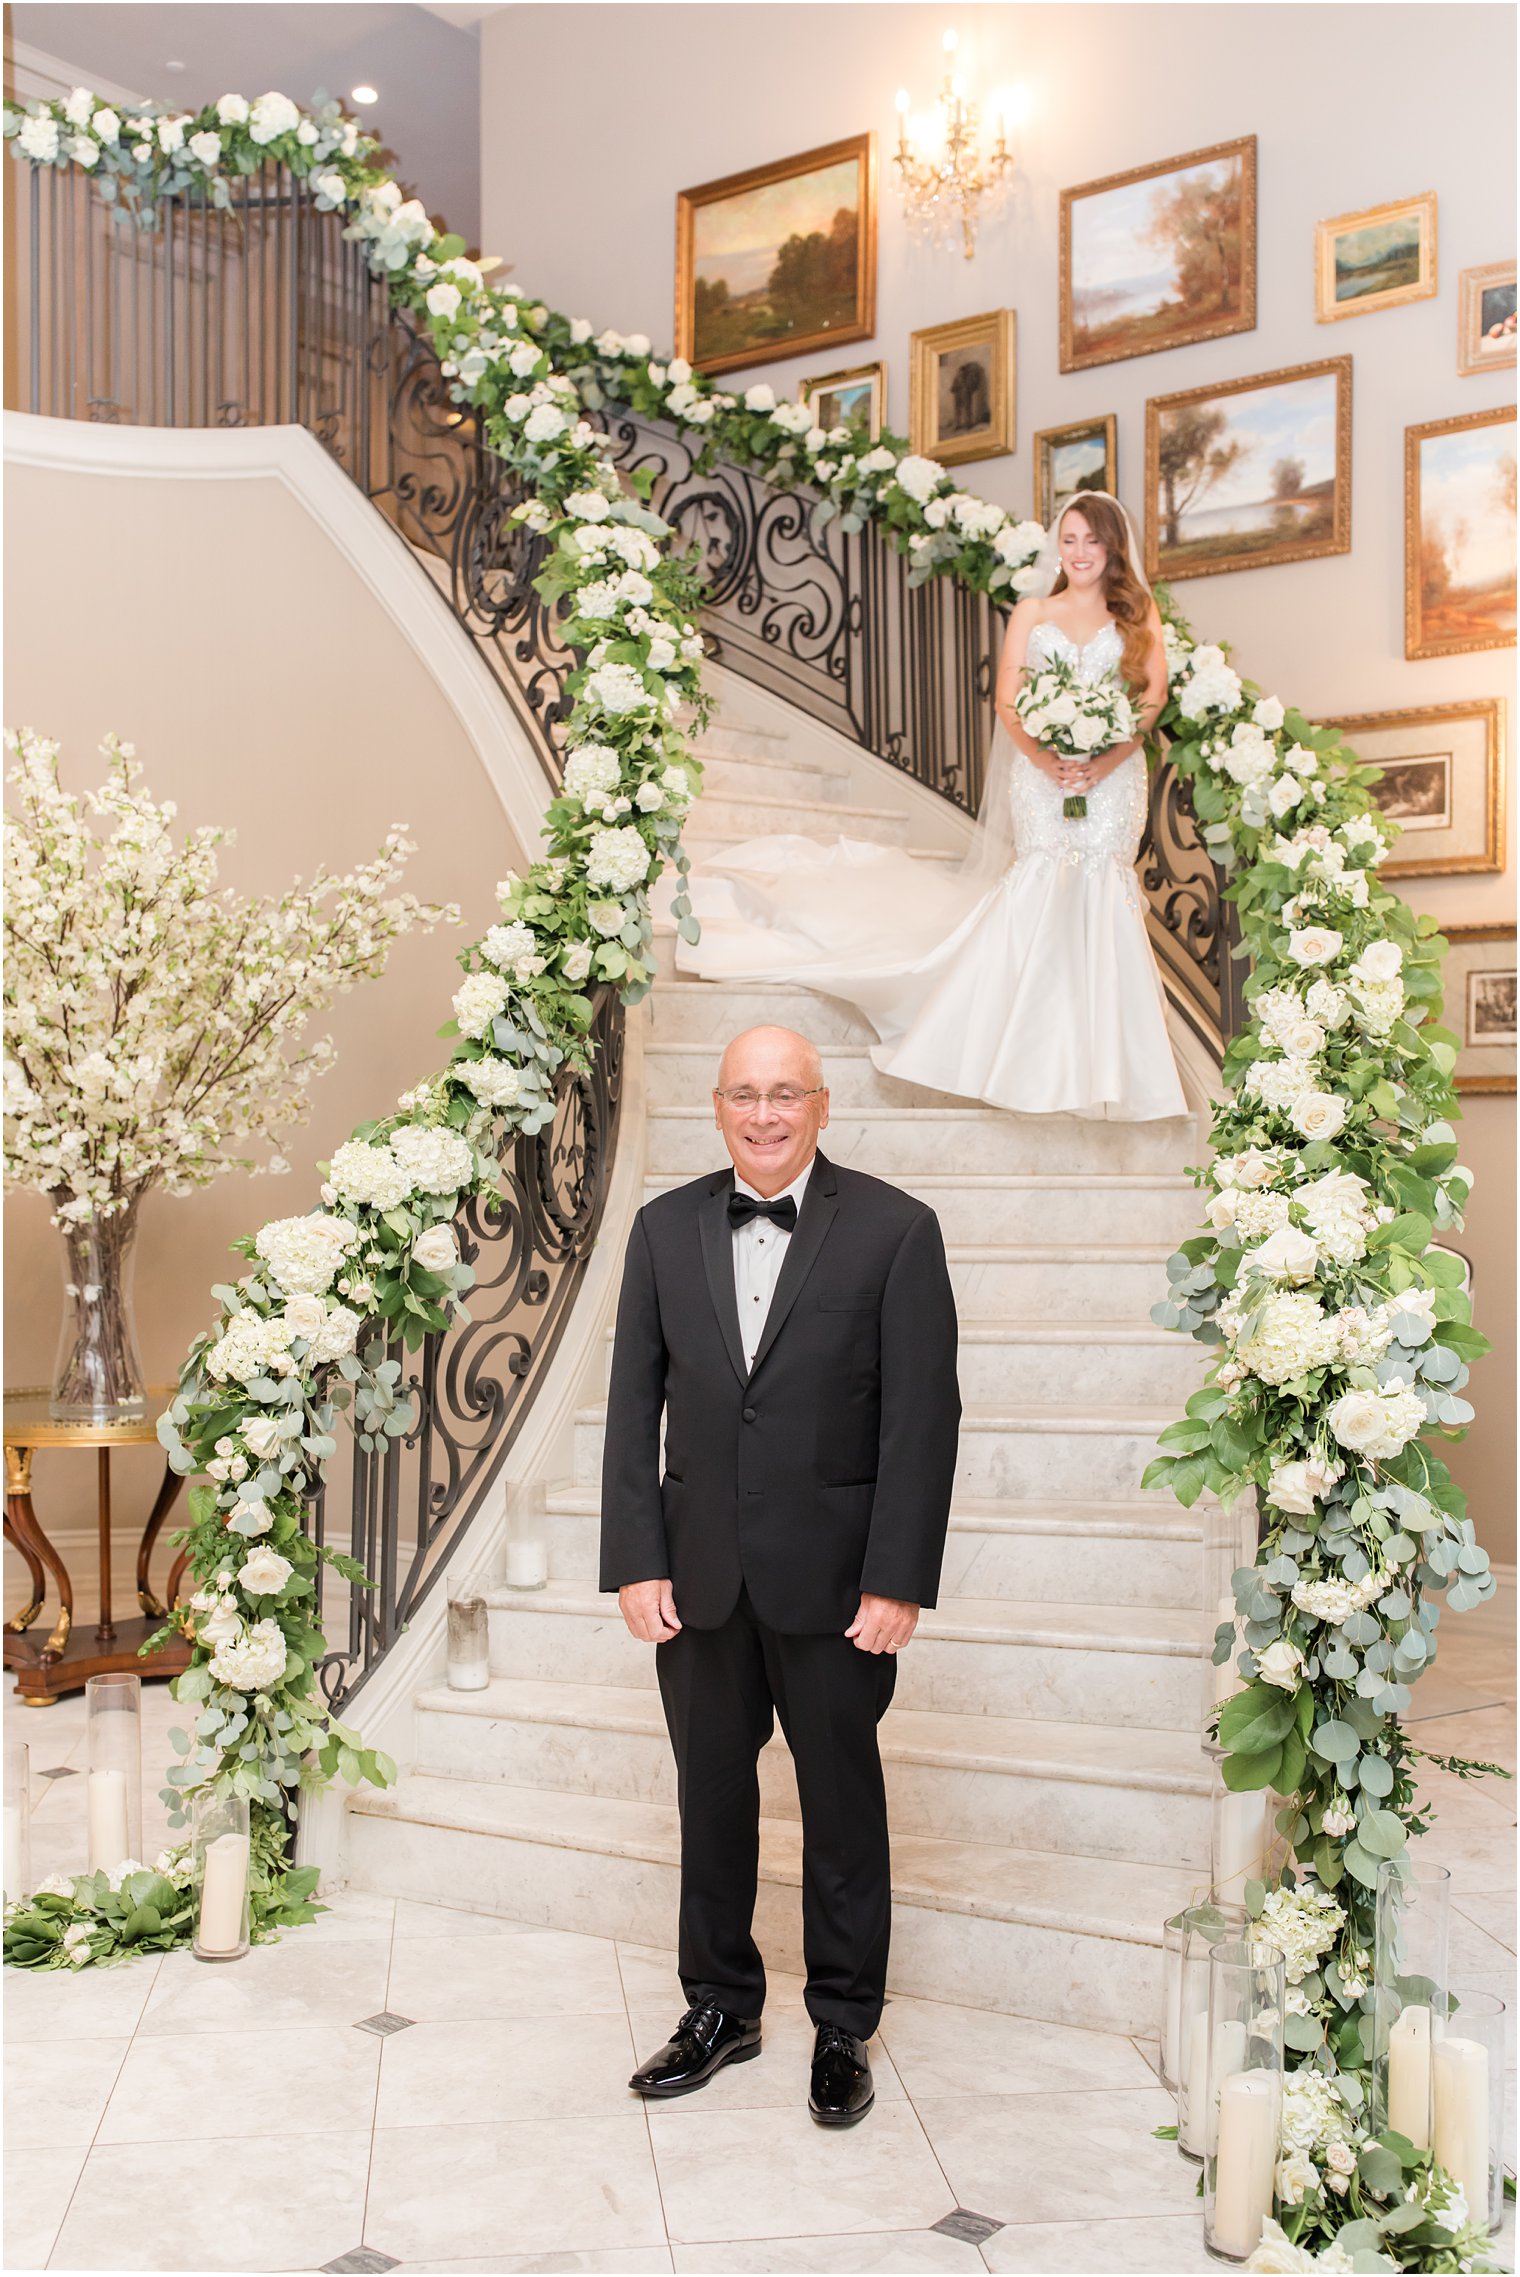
left=599, top=1149, right=961, bottom=1633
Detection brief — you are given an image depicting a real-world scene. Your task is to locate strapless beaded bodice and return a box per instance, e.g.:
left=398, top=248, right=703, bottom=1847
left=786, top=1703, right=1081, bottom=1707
left=1013, top=616, right=1145, bottom=883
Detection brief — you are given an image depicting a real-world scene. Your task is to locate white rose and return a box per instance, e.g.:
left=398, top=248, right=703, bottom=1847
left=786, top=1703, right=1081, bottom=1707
left=744, top=384, right=776, bottom=411
left=1290, top=1091, right=1348, bottom=1143
left=241, top=1415, right=283, bottom=1460
left=426, top=281, right=462, bottom=320
left=248, top=92, right=301, bottom=145
left=1277, top=1015, right=1325, bottom=1061
left=1253, top=696, right=1286, bottom=730
left=1068, top=713, right=1107, bottom=752
left=197, top=1594, right=243, bottom=1647
left=216, top=94, right=250, bottom=125
left=1251, top=1226, right=1321, bottom=1284
left=894, top=454, right=945, bottom=503
left=1286, top=926, right=1342, bottom=968
left=157, top=116, right=186, bottom=153
left=561, top=940, right=594, bottom=983
left=226, top=1500, right=273, bottom=1538
left=1274, top=2152, right=1320, bottom=2208
left=92, top=106, right=122, bottom=142
left=411, top=1225, right=458, bottom=1273
left=1256, top=1638, right=1305, bottom=1692
left=1265, top=1453, right=1343, bottom=1514
left=237, top=1545, right=294, bottom=1596
left=282, top=1293, right=328, bottom=1343
left=1351, top=939, right=1402, bottom=983
left=1267, top=774, right=1303, bottom=819
left=188, top=130, right=222, bottom=167
left=63, top=87, right=94, bottom=128
left=18, top=112, right=61, bottom=162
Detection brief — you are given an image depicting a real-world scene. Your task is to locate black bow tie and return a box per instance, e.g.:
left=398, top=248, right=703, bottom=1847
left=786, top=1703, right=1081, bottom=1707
left=728, top=1191, right=798, bottom=1233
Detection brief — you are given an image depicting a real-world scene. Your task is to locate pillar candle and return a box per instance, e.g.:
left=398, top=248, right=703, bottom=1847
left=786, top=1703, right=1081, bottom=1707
left=2, top=1800, right=22, bottom=1900
left=1387, top=2003, right=1433, bottom=2149
left=197, top=1830, right=251, bottom=1956
left=1163, top=1949, right=1184, bottom=2087
left=1180, top=2008, right=1210, bottom=2155
left=505, top=1538, right=547, bottom=1589
left=86, top=1766, right=130, bottom=1872
left=1214, top=1596, right=1244, bottom=1704
left=1433, top=2035, right=1491, bottom=2228
left=1212, top=2070, right=1279, bottom=2260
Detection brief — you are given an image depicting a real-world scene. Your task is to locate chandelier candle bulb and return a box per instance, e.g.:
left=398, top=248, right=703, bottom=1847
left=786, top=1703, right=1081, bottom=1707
left=1386, top=2002, right=1433, bottom=2148
left=1210, top=2072, right=1280, bottom=2261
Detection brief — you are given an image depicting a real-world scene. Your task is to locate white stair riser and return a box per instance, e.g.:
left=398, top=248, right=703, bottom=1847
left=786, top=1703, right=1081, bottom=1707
left=646, top=986, right=877, bottom=1046
left=952, top=1255, right=1166, bottom=1321
left=645, top=1046, right=980, bottom=1113
left=686, top=719, right=793, bottom=760
left=694, top=754, right=852, bottom=805
left=647, top=1110, right=1194, bottom=1179
left=540, top=1503, right=1203, bottom=1609
left=486, top=1604, right=1201, bottom=1730
left=687, top=799, right=910, bottom=847
left=641, top=1169, right=1199, bottom=1249
left=410, top=1707, right=1211, bottom=1869
left=343, top=1808, right=1164, bottom=2035
left=571, top=1413, right=1162, bottom=1499
left=954, top=1338, right=1202, bottom=1406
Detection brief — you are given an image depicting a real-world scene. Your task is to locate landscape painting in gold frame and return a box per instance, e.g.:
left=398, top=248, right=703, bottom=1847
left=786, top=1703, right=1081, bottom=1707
left=1405, top=407, right=1517, bottom=659
left=675, top=134, right=876, bottom=377
left=1059, top=136, right=1256, bottom=373
left=1458, top=261, right=1516, bottom=376
left=1325, top=699, right=1505, bottom=879
left=1145, top=357, right=1352, bottom=583
left=1315, top=192, right=1436, bottom=323
left=909, top=310, right=1016, bottom=467
left=799, top=360, right=885, bottom=441
left=1034, top=414, right=1118, bottom=525
left=1440, top=924, right=1516, bottom=1094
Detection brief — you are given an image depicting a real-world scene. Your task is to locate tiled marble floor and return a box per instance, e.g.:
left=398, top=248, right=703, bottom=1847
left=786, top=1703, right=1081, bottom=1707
left=3, top=1586, right=1514, bottom=2275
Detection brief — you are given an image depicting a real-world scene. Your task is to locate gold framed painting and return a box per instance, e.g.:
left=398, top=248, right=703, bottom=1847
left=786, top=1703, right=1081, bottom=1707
left=799, top=360, right=885, bottom=441
left=1145, top=356, right=1352, bottom=582
left=1405, top=407, right=1517, bottom=659
left=909, top=309, right=1016, bottom=467
left=675, top=133, right=877, bottom=377
left=1325, top=699, right=1505, bottom=878
left=1315, top=192, right=1437, bottom=323
left=1059, top=136, right=1256, bottom=373
left=1440, top=924, right=1516, bottom=1094
left=1458, top=260, right=1517, bottom=376
left=1033, top=414, right=1118, bottom=525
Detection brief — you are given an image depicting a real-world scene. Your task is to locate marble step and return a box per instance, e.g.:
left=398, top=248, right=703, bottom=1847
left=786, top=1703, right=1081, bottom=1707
left=572, top=1397, right=1166, bottom=1502
left=541, top=1484, right=1205, bottom=1608
left=485, top=1586, right=1205, bottom=1729
left=685, top=789, right=911, bottom=848
left=344, top=1772, right=1193, bottom=2034
left=644, top=1038, right=974, bottom=1112
left=409, top=1677, right=1214, bottom=1869
left=678, top=715, right=793, bottom=760
left=647, top=1104, right=1195, bottom=1178
left=688, top=748, right=854, bottom=805
left=642, top=1163, right=1203, bottom=1248
left=646, top=977, right=879, bottom=1045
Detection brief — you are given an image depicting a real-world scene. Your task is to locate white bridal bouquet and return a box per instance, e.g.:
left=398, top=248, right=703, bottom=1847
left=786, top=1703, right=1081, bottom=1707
left=1014, top=654, right=1136, bottom=819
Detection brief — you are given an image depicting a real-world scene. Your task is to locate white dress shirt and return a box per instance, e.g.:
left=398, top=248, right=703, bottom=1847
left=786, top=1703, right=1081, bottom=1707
left=731, top=1157, right=814, bottom=1373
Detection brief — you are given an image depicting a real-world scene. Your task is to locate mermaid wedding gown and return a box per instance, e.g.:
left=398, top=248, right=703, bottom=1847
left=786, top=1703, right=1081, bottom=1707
left=677, top=617, right=1189, bottom=1121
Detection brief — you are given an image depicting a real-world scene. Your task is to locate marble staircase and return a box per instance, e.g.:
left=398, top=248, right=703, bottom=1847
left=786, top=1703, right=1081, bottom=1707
left=346, top=695, right=1219, bottom=2038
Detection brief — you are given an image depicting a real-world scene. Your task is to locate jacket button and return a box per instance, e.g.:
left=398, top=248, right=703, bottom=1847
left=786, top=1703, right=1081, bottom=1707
left=742, top=1407, right=757, bottom=1422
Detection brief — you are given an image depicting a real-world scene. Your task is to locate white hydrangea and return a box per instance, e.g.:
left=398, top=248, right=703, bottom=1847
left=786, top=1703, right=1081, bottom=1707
left=1277, top=2055, right=1357, bottom=2145
left=1242, top=1057, right=1316, bottom=1109
left=17, top=111, right=62, bottom=162
left=254, top=1213, right=356, bottom=1297
left=1230, top=1292, right=1342, bottom=1385
left=327, top=1138, right=414, bottom=1212
left=1257, top=1882, right=1346, bottom=1989
left=205, top=1312, right=295, bottom=1387
left=388, top=1123, right=474, bottom=1195
left=452, top=970, right=511, bottom=1041
left=562, top=745, right=622, bottom=805
left=894, top=454, right=945, bottom=503
left=1175, top=644, right=1243, bottom=719
left=1349, top=977, right=1404, bottom=1034
left=585, top=825, right=652, bottom=894
left=209, top=1615, right=290, bottom=1692
left=1290, top=1569, right=1387, bottom=1625
left=584, top=662, right=652, bottom=716
left=480, top=922, right=540, bottom=974
left=248, top=91, right=300, bottom=144
left=993, top=519, right=1046, bottom=566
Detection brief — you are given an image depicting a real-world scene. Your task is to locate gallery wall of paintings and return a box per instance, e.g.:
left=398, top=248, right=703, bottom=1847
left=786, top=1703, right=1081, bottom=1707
left=482, top=0, right=1516, bottom=964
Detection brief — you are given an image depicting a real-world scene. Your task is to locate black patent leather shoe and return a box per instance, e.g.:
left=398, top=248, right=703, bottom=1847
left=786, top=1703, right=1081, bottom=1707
left=809, top=2021, right=874, bottom=2126
left=629, top=2002, right=762, bottom=2097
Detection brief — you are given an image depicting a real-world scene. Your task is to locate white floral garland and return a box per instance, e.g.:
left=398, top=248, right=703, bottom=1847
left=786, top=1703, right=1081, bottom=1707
left=3, top=114, right=1503, bottom=2275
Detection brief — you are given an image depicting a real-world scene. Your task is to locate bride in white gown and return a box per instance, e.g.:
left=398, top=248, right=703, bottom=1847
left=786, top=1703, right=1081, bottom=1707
left=676, top=490, right=1189, bottom=1122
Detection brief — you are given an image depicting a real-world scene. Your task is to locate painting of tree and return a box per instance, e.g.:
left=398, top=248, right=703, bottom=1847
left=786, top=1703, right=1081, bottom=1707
left=677, top=137, right=876, bottom=375
left=1061, top=138, right=1256, bottom=372
left=1146, top=360, right=1351, bottom=582
left=1407, top=409, right=1517, bottom=657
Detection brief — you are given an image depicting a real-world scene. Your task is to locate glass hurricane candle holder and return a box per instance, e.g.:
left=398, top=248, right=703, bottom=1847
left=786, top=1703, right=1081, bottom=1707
left=1203, top=1488, right=1257, bottom=1722
left=445, top=1564, right=492, bottom=1691
left=192, top=1792, right=251, bottom=1962
left=1175, top=1898, right=1248, bottom=2163
left=3, top=1739, right=30, bottom=1904
left=1161, top=1910, right=1186, bottom=2094
left=1203, top=1741, right=1272, bottom=1908
left=1372, top=1856, right=1452, bottom=2150
left=505, top=1476, right=548, bottom=1589
left=1203, top=1937, right=1286, bottom=2265
left=1434, top=1985, right=1505, bottom=2233
left=85, top=1672, right=142, bottom=1873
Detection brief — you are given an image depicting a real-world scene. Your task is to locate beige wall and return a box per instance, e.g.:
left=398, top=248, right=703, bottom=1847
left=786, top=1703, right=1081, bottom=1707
left=4, top=462, right=522, bottom=1550
left=481, top=0, right=1516, bottom=1559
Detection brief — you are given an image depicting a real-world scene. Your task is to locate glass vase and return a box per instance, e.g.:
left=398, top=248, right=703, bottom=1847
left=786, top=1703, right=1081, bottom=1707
left=1175, top=1897, right=1248, bottom=2162
left=52, top=1203, right=147, bottom=1424
left=85, top=1672, right=142, bottom=1873
left=1204, top=1740, right=1272, bottom=1906
left=192, top=1792, right=251, bottom=1962
left=1203, top=1937, right=1286, bottom=2264
left=1372, top=1857, right=1452, bottom=2149
left=4, top=1739, right=30, bottom=1904
left=1434, top=1985, right=1505, bottom=2233
left=445, top=1564, right=491, bottom=1691
left=1204, top=1487, right=1257, bottom=1723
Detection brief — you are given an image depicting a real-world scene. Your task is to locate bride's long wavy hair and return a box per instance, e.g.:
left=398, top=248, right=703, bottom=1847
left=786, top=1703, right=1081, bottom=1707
left=1047, top=494, right=1155, bottom=697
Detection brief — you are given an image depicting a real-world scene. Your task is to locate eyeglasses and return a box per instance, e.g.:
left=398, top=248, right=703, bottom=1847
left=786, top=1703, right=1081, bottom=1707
left=713, top=1085, right=824, bottom=1112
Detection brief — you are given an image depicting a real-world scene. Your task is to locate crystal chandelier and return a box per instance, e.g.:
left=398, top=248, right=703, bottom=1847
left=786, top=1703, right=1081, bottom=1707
left=893, top=31, right=1016, bottom=261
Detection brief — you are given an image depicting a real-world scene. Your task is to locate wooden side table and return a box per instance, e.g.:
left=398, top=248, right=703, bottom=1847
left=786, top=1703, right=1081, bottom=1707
left=3, top=1386, right=192, bottom=1706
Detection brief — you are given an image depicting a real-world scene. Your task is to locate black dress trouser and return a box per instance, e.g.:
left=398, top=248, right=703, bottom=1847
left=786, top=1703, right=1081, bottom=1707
left=655, top=1581, right=898, bottom=2039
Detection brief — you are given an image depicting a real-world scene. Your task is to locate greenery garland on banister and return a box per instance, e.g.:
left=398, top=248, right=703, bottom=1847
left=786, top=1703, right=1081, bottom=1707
left=4, top=88, right=1508, bottom=2263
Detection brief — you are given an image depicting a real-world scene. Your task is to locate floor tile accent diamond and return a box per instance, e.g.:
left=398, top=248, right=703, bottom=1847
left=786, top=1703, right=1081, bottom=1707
left=320, top=2252, right=399, bottom=2275
left=353, top=2012, right=415, bottom=2037
left=933, top=2209, right=1006, bottom=2246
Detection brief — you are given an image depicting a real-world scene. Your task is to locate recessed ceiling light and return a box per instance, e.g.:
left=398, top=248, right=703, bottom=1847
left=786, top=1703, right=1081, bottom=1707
left=351, top=84, right=379, bottom=105
left=166, top=58, right=185, bottom=71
